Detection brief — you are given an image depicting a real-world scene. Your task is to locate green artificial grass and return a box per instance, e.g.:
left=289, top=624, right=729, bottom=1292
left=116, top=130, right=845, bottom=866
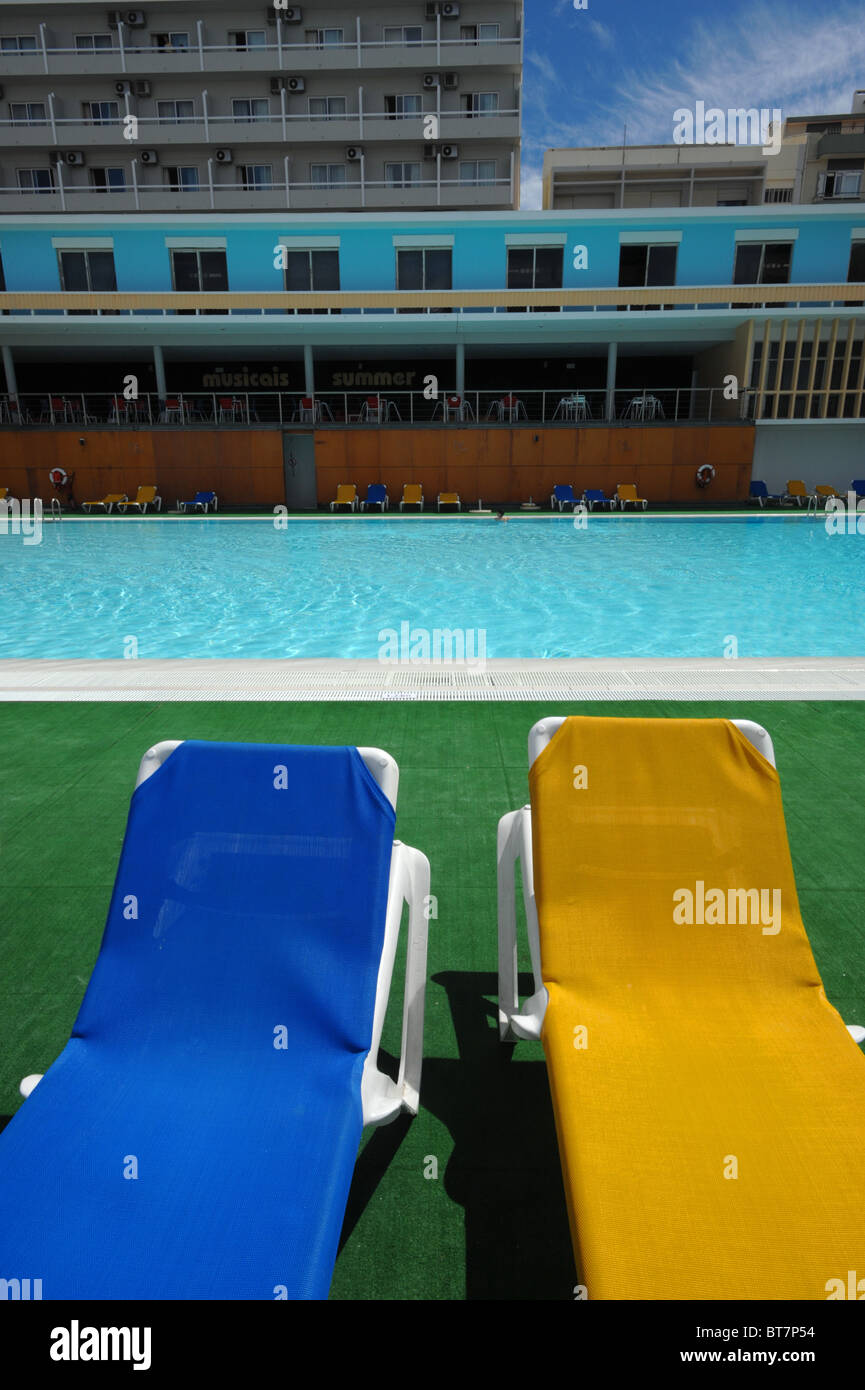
left=0, top=699, right=863, bottom=1301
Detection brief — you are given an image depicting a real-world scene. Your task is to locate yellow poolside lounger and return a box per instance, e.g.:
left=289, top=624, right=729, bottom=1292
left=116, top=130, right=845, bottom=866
left=81, top=493, right=128, bottom=514
left=400, top=484, right=424, bottom=512
left=329, top=484, right=358, bottom=513
left=437, top=492, right=461, bottom=512
left=784, top=479, right=813, bottom=507
left=615, top=482, right=647, bottom=510
left=115, top=485, right=162, bottom=514
left=497, top=716, right=865, bottom=1300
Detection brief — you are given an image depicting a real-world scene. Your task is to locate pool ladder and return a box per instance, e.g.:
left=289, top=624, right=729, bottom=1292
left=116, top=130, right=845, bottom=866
left=50, top=499, right=62, bottom=522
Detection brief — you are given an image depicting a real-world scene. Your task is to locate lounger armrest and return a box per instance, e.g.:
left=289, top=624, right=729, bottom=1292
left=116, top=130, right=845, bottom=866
left=497, top=806, right=547, bottom=1042
left=361, top=839, right=430, bottom=1126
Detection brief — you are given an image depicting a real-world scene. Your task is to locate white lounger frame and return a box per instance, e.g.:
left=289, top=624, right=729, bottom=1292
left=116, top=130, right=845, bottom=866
left=22, top=742, right=431, bottom=1126
left=498, top=717, right=864, bottom=1046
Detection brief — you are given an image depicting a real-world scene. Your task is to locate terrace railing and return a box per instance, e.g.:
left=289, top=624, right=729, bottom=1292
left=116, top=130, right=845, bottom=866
left=0, top=387, right=753, bottom=428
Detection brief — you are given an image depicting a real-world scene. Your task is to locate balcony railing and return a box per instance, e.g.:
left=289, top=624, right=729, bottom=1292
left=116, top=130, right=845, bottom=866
left=0, top=32, right=522, bottom=75
left=0, top=387, right=750, bottom=429
left=1, top=286, right=862, bottom=314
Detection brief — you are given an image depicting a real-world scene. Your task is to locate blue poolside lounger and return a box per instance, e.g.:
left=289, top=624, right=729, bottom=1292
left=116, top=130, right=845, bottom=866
left=178, top=490, right=218, bottom=513
left=360, top=483, right=388, bottom=512
left=749, top=480, right=782, bottom=508
left=0, top=740, right=429, bottom=1300
left=582, top=488, right=615, bottom=511
left=851, top=479, right=865, bottom=499
left=550, top=484, right=577, bottom=511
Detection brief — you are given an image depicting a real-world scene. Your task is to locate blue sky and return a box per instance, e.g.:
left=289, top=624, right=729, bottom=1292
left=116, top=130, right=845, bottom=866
left=521, top=0, right=865, bottom=205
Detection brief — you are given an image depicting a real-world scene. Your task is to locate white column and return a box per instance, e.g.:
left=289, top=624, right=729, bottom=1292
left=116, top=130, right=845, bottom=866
left=605, top=342, right=617, bottom=420
left=2, top=345, right=18, bottom=398
left=304, top=345, right=315, bottom=395
left=153, top=345, right=167, bottom=399
left=196, top=19, right=204, bottom=70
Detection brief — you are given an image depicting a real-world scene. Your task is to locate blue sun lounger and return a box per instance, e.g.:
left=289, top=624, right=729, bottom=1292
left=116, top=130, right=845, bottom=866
left=0, top=740, right=429, bottom=1300
left=178, top=490, right=218, bottom=513
left=551, top=484, right=577, bottom=511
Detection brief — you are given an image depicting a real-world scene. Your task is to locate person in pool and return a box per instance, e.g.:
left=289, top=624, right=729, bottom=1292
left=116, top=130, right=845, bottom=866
left=494, top=509, right=508, bottom=522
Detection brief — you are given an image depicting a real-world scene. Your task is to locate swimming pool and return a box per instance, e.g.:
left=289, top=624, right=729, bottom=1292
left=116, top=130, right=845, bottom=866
left=1, top=516, right=862, bottom=659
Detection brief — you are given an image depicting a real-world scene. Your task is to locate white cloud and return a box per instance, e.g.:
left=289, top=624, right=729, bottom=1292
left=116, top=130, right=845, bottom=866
left=520, top=165, right=544, bottom=210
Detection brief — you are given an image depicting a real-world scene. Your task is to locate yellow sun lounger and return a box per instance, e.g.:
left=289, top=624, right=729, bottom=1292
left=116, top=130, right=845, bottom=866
left=615, top=483, right=647, bottom=510
left=329, top=484, right=358, bottom=513
left=115, top=485, right=162, bottom=514
left=784, top=479, right=813, bottom=507
left=81, top=493, right=128, bottom=514
left=437, top=492, right=461, bottom=512
left=498, top=715, right=865, bottom=1300
left=400, top=484, right=424, bottom=512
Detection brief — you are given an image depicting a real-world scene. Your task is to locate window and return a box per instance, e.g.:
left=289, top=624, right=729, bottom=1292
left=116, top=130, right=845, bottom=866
left=459, top=160, right=496, bottom=185
left=507, top=246, right=563, bottom=289
left=462, top=93, right=499, bottom=117
left=152, top=32, right=189, bottom=49
left=308, top=96, right=347, bottom=120
left=733, top=241, right=792, bottom=285
left=157, top=100, right=195, bottom=124
left=618, top=243, right=677, bottom=287
left=817, top=170, right=862, bottom=199
left=90, top=167, right=127, bottom=192
left=0, top=35, right=37, bottom=53
left=170, top=248, right=228, bottom=314
left=306, top=28, right=343, bottom=48
left=282, top=247, right=340, bottom=314
left=239, top=165, right=273, bottom=190
left=310, top=164, right=347, bottom=186
left=58, top=248, right=117, bottom=292
left=75, top=34, right=113, bottom=51
left=10, top=102, right=46, bottom=125
left=384, top=94, right=422, bottom=119
left=383, top=26, right=423, bottom=45
left=848, top=242, right=865, bottom=281
left=396, top=247, right=452, bottom=289
left=228, top=30, right=266, bottom=50
left=233, top=98, right=270, bottom=123
left=460, top=23, right=500, bottom=42
left=17, top=168, right=54, bottom=193
left=84, top=100, right=119, bottom=124
left=386, top=162, right=421, bottom=188
left=166, top=167, right=200, bottom=191
left=764, top=188, right=793, bottom=203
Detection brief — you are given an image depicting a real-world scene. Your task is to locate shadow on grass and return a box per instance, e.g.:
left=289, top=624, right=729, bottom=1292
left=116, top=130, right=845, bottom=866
left=337, top=970, right=576, bottom=1300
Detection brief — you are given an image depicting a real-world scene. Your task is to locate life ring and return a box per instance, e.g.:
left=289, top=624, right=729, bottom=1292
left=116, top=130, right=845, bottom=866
left=49, top=468, right=69, bottom=488
left=696, top=464, right=715, bottom=489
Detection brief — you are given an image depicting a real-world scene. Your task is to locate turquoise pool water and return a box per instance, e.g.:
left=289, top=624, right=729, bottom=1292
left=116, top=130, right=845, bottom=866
left=1, top=516, right=862, bottom=659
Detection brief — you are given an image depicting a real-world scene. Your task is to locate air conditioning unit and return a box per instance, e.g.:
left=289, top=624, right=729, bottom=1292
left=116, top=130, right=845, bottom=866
left=440, top=144, right=459, bottom=159
left=125, top=10, right=146, bottom=25
left=134, top=80, right=151, bottom=97
left=277, top=5, right=303, bottom=22
left=64, top=151, right=86, bottom=166
left=215, top=148, right=233, bottom=163
left=423, top=73, right=440, bottom=89
left=114, top=80, right=131, bottom=95
left=346, top=145, right=363, bottom=161
left=286, top=75, right=305, bottom=93
left=441, top=2, right=460, bottom=16
left=441, top=72, right=459, bottom=89
left=423, top=145, right=439, bottom=160
left=139, top=148, right=159, bottom=164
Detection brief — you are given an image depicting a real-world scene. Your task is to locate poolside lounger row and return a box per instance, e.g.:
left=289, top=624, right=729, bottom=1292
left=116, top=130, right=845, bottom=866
left=330, top=483, right=435, bottom=512
left=751, top=479, right=865, bottom=508
left=552, top=483, right=647, bottom=511
left=1, top=722, right=863, bottom=1300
